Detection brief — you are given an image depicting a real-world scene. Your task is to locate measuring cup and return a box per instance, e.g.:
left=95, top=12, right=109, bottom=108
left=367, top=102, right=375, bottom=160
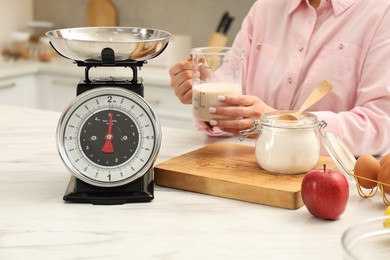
left=192, top=47, right=243, bottom=122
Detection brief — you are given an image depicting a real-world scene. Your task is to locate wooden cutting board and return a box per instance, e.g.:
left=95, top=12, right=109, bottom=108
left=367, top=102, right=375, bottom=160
left=87, top=0, right=117, bottom=26
left=155, top=142, right=335, bottom=209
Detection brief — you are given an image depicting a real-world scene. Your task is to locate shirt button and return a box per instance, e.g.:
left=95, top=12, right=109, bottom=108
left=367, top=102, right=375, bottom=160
left=339, top=43, right=344, bottom=50
left=299, top=47, right=304, bottom=52
left=288, top=77, right=293, bottom=84
left=256, top=44, right=262, bottom=50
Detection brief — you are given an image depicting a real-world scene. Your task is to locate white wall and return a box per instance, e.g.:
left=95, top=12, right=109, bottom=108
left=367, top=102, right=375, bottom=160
left=0, top=0, right=33, bottom=48
left=33, top=0, right=256, bottom=48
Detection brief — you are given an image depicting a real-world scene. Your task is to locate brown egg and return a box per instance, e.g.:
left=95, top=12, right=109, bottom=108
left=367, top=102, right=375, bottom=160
left=380, top=154, right=390, bottom=166
left=378, top=161, right=390, bottom=194
left=354, top=154, right=380, bottom=189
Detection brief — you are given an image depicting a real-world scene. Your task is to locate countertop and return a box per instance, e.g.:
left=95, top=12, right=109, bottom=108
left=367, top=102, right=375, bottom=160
left=0, top=105, right=387, bottom=260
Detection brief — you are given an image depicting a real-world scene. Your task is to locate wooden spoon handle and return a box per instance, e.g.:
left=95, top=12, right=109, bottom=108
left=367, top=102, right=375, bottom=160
left=297, top=80, right=333, bottom=114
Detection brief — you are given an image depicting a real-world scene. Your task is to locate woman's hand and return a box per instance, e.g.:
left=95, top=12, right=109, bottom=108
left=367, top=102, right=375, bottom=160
left=168, top=61, right=193, bottom=104
left=208, top=94, right=275, bottom=136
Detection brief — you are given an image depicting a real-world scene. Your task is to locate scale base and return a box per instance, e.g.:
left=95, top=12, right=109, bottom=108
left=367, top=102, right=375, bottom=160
left=63, top=169, right=154, bottom=205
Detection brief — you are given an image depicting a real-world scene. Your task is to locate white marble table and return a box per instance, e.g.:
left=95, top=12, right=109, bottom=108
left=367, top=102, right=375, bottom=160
left=0, top=105, right=386, bottom=260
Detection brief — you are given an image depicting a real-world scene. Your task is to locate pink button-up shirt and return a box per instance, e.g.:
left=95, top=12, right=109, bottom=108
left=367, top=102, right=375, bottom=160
left=200, top=0, right=390, bottom=156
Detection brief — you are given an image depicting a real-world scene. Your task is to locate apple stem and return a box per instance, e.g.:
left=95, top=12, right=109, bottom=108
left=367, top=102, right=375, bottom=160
left=323, top=164, right=326, bottom=172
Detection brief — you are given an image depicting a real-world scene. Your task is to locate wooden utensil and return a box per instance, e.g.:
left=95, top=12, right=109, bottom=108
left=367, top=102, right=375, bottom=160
left=87, top=0, right=117, bottom=27
left=155, top=142, right=335, bottom=209
left=207, top=12, right=234, bottom=47
left=278, top=80, right=333, bottom=120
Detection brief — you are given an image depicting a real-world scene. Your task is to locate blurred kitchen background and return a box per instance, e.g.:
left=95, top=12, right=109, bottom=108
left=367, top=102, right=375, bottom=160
left=1, top=0, right=256, bottom=53
left=0, top=0, right=256, bottom=130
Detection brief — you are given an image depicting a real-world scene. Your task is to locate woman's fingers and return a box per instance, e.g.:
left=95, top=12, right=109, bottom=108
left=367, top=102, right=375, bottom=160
left=207, top=95, right=275, bottom=134
left=210, top=95, right=263, bottom=118
left=210, top=118, right=257, bottom=135
left=218, top=94, right=260, bottom=106
left=210, top=105, right=261, bottom=118
left=169, top=61, right=193, bottom=104
left=175, top=80, right=193, bottom=104
left=169, top=60, right=192, bottom=77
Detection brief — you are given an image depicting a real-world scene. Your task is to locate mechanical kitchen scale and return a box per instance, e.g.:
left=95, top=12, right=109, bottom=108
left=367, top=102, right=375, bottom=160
left=46, top=27, right=171, bottom=205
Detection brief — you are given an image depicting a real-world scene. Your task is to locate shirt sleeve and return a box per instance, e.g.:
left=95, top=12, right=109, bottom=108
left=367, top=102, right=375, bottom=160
left=313, top=7, right=390, bottom=157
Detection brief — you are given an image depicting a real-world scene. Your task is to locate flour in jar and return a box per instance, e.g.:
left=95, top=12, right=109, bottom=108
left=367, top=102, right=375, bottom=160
left=256, top=127, right=320, bottom=173
left=192, top=82, right=242, bottom=122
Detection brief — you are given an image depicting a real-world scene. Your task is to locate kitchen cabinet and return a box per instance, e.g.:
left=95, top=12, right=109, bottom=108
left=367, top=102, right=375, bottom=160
left=143, top=81, right=193, bottom=130
left=36, top=74, right=194, bottom=129
left=36, top=74, right=79, bottom=112
left=0, top=74, right=37, bottom=108
left=0, top=61, right=194, bottom=130
left=35, top=65, right=194, bottom=129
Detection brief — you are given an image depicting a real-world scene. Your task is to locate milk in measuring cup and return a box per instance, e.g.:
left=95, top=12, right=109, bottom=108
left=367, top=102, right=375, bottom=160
left=193, top=82, right=241, bottom=122
left=191, top=46, right=243, bottom=122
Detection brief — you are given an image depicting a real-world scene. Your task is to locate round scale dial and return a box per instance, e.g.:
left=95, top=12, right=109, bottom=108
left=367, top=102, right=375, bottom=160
left=57, top=87, right=161, bottom=187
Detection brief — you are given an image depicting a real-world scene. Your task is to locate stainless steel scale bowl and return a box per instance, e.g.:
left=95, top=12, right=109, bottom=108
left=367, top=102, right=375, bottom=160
left=46, top=27, right=171, bottom=62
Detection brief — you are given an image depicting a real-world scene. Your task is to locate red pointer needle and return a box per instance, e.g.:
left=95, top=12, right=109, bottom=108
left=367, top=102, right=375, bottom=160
left=102, top=113, right=114, bottom=153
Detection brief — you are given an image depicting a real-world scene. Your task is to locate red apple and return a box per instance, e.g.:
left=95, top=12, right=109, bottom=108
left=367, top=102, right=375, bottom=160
left=301, top=165, right=349, bottom=220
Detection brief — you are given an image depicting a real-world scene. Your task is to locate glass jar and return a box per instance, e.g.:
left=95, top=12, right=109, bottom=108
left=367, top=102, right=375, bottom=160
left=241, top=111, right=325, bottom=174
